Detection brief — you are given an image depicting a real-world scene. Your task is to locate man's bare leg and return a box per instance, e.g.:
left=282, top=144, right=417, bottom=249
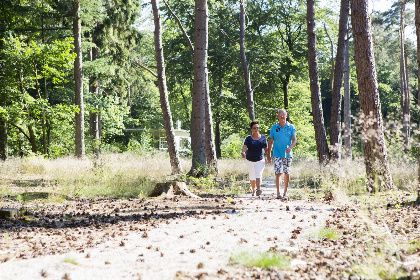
left=283, top=174, right=290, bottom=195
left=275, top=173, right=282, bottom=196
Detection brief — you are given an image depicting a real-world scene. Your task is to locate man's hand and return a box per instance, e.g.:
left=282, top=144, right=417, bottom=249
left=266, top=155, right=272, bottom=163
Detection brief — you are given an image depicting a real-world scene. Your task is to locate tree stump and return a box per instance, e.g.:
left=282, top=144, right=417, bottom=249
left=0, top=208, right=19, bottom=219
left=150, top=181, right=200, bottom=199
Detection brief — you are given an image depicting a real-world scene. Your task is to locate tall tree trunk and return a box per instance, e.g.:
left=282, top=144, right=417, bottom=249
left=28, top=125, right=37, bottom=153
left=189, top=0, right=208, bottom=174
left=400, top=1, right=410, bottom=146
left=323, top=23, right=334, bottom=93
left=89, top=46, right=101, bottom=159
left=330, top=0, right=350, bottom=160
left=414, top=0, right=420, bottom=202
left=0, top=38, right=6, bottom=160
left=215, top=119, right=221, bottom=159
left=0, top=118, right=7, bottom=160
left=239, top=0, right=255, bottom=121
left=34, top=68, right=47, bottom=155
left=281, top=75, right=290, bottom=110
left=343, top=25, right=352, bottom=159
left=205, top=75, right=218, bottom=173
left=151, top=0, right=182, bottom=174
left=306, top=0, right=330, bottom=163
left=351, top=0, right=394, bottom=191
left=73, top=0, right=85, bottom=158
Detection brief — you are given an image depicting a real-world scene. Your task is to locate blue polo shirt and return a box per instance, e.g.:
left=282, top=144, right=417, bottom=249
left=269, top=122, right=296, bottom=158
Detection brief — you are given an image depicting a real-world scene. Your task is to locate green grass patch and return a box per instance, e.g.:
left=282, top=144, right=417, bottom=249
left=405, top=239, right=420, bottom=253
left=62, top=257, right=78, bottom=265
left=353, top=263, right=409, bottom=280
left=311, top=227, right=341, bottom=240
left=229, top=251, right=290, bottom=270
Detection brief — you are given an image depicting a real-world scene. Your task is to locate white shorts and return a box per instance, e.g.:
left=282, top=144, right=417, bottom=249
left=246, top=159, right=266, bottom=181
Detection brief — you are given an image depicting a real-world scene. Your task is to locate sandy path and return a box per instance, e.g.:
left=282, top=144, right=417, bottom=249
left=0, top=179, right=335, bottom=280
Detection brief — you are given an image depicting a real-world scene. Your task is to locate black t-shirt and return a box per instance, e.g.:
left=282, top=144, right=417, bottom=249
left=244, top=135, right=268, bottom=162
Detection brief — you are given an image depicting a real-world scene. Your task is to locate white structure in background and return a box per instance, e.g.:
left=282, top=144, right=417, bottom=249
left=124, top=120, right=191, bottom=152
left=157, top=120, right=190, bottom=152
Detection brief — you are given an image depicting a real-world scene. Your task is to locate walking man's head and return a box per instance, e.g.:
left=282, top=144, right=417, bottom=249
left=277, top=109, right=287, bottom=124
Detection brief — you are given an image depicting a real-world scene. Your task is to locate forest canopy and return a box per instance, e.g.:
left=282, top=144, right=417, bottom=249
left=0, top=0, right=417, bottom=167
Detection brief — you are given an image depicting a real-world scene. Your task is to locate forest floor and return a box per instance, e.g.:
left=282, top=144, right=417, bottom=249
left=0, top=179, right=419, bottom=280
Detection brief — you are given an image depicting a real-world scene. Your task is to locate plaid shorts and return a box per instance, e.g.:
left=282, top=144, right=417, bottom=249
left=273, top=157, right=292, bottom=175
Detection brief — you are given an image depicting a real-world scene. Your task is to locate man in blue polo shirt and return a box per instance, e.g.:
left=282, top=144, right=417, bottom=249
left=267, top=109, right=297, bottom=199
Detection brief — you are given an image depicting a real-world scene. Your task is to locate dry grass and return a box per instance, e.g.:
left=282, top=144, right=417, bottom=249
left=0, top=152, right=418, bottom=202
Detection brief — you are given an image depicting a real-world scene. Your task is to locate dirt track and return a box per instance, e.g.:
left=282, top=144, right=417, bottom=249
left=0, top=179, right=338, bottom=279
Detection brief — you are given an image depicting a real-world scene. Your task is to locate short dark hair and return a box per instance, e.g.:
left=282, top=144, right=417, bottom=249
left=249, top=121, right=259, bottom=129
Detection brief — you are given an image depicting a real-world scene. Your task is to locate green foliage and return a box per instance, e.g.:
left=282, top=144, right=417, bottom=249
left=126, top=130, right=153, bottom=154
left=229, top=250, right=291, bottom=270
left=221, top=134, right=243, bottom=159
left=287, top=78, right=317, bottom=158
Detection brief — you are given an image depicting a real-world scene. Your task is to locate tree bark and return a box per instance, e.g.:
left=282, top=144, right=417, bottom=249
left=0, top=118, right=7, bottom=160
left=73, top=0, right=85, bottom=158
left=89, top=45, right=101, bottom=159
left=151, top=0, right=182, bottom=175
left=330, top=0, right=350, bottom=160
left=215, top=119, right=221, bottom=159
left=239, top=0, right=255, bottom=121
left=205, top=74, right=218, bottom=173
left=400, top=1, right=410, bottom=146
left=343, top=25, right=352, bottom=159
left=323, top=23, right=334, bottom=93
left=189, top=0, right=208, bottom=174
left=281, top=75, right=290, bottom=110
left=306, top=0, right=330, bottom=163
left=351, top=0, right=394, bottom=191
left=414, top=0, right=420, bottom=202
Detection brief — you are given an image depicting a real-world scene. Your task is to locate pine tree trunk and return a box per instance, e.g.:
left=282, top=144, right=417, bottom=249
left=239, top=0, right=255, bottom=121
left=0, top=39, right=6, bottom=160
left=330, top=0, right=350, bottom=160
left=343, top=25, right=352, bottom=159
left=89, top=46, right=101, bottom=159
left=281, top=75, right=290, bottom=110
left=414, top=0, right=420, bottom=202
left=215, top=119, right=221, bottom=159
left=205, top=76, right=218, bottom=173
left=306, top=0, right=330, bottom=163
left=0, top=118, right=7, bottom=160
left=400, top=1, right=410, bottom=146
left=351, top=0, right=394, bottom=191
left=151, top=0, right=182, bottom=175
left=189, top=0, right=208, bottom=174
left=73, top=0, right=85, bottom=158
